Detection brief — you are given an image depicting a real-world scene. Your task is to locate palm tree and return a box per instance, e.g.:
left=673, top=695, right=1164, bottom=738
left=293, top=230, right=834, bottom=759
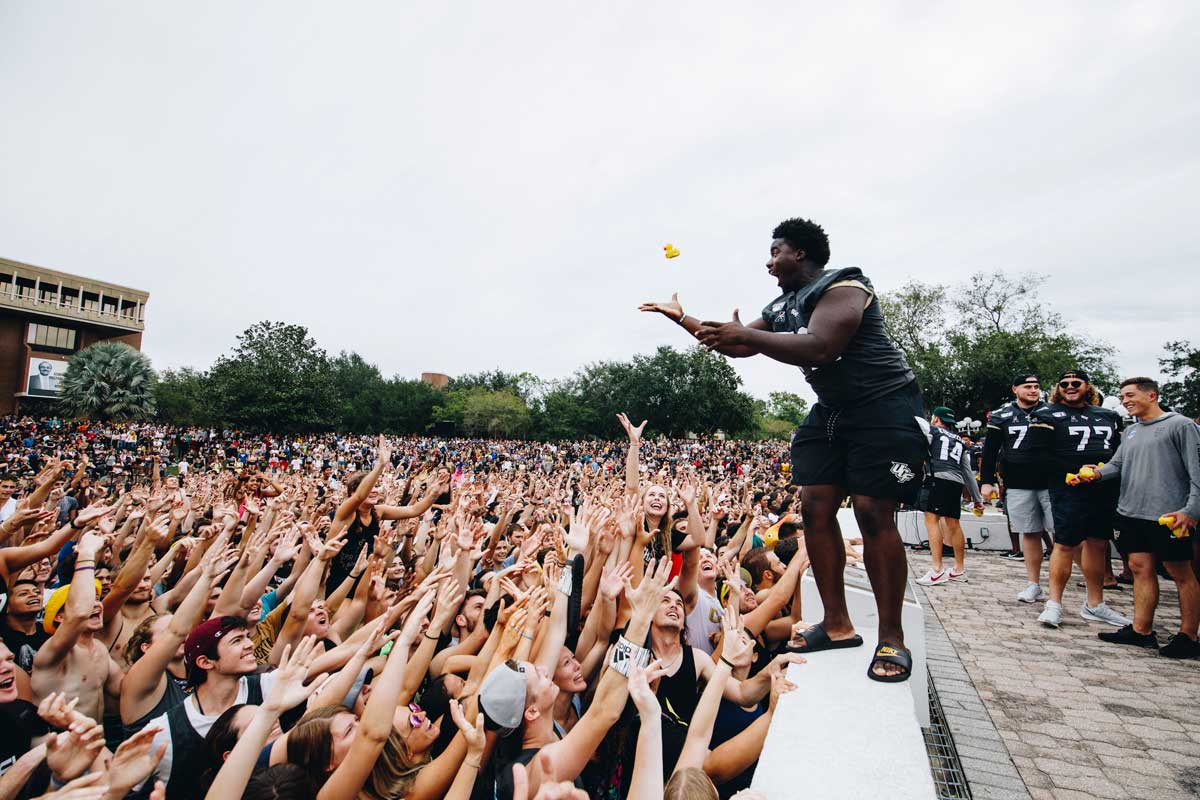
left=59, top=342, right=157, bottom=421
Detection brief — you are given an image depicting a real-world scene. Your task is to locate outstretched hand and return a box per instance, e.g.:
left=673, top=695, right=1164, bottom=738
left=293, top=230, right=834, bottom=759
left=638, top=292, right=684, bottom=323
left=695, top=309, right=748, bottom=352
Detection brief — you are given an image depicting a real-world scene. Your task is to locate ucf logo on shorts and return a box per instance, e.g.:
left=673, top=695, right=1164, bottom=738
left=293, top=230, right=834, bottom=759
left=890, top=462, right=915, bottom=483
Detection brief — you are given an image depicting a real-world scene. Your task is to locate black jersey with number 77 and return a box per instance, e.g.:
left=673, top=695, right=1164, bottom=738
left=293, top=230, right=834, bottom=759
left=1027, top=403, right=1123, bottom=477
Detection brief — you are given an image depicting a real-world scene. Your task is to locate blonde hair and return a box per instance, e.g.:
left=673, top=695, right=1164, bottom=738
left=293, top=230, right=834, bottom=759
left=1050, top=383, right=1100, bottom=406
left=358, top=727, right=431, bottom=800
left=664, top=767, right=719, bottom=800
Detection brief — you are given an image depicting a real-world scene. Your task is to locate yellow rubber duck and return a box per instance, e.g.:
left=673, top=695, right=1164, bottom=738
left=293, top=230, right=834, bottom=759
left=663, top=244, right=680, bottom=259
left=1159, top=514, right=1190, bottom=539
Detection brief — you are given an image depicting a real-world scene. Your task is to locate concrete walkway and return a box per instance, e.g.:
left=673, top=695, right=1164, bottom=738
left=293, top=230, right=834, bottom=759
left=911, top=549, right=1200, bottom=800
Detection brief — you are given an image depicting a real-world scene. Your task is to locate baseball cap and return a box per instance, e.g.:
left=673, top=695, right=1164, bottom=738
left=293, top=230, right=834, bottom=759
left=479, top=661, right=528, bottom=731
left=1060, top=369, right=1090, bottom=383
left=932, top=406, right=957, bottom=426
left=1012, top=373, right=1040, bottom=386
left=43, top=580, right=103, bottom=634
left=184, top=616, right=246, bottom=682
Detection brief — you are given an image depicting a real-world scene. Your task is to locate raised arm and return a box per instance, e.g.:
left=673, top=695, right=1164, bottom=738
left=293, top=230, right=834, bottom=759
left=640, top=293, right=766, bottom=358
left=34, top=531, right=104, bottom=669
left=330, top=436, right=390, bottom=532
left=317, top=591, right=429, bottom=800
left=121, top=536, right=226, bottom=724
left=617, top=413, right=647, bottom=494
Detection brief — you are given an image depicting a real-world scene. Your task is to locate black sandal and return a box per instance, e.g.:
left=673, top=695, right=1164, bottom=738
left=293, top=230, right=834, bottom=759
left=867, top=642, right=912, bottom=683
left=786, top=622, right=864, bottom=654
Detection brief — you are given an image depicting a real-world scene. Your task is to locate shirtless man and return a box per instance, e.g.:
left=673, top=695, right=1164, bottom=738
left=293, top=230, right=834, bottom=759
left=31, top=530, right=124, bottom=724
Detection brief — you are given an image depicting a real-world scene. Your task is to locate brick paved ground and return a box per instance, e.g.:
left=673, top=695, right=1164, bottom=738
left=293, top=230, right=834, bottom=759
left=911, top=549, right=1200, bottom=800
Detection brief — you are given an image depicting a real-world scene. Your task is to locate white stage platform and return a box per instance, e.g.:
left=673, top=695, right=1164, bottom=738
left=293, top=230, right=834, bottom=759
left=752, top=508, right=937, bottom=799
left=896, top=507, right=1010, bottom=550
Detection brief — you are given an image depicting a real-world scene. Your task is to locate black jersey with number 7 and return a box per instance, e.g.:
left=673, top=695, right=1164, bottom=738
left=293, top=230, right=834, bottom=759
left=1027, top=403, right=1123, bottom=477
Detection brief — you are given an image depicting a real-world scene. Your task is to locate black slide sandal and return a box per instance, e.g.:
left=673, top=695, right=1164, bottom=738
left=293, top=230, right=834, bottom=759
left=786, top=622, right=865, bottom=653
left=867, top=642, right=912, bottom=683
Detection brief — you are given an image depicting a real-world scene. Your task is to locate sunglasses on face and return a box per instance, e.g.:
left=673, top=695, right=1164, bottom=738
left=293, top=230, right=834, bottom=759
left=407, top=703, right=423, bottom=729
left=1059, top=381, right=1084, bottom=389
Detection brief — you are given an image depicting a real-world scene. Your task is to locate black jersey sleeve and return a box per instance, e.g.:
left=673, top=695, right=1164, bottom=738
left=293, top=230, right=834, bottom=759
left=980, top=412, right=1006, bottom=485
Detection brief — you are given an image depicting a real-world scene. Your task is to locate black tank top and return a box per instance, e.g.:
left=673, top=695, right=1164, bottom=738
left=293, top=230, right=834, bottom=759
left=330, top=509, right=378, bottom=587
left=654, top=646, right=698, bottom=725
left=761, top=267, right=915, bottom=408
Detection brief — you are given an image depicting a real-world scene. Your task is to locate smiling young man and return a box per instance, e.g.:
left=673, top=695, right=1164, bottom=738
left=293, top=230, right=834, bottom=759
left=1028, top=370, right=1131, bottom=629
left=1078, top=377, right=1200, bottom=658
left=980, top=375, right=1057, bottom=600
left=144, top=615, right=283, bottom=798
left=641, top=217, right=926, bottom=682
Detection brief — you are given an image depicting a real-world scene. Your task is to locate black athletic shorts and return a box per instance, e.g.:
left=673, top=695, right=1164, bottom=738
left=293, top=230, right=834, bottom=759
left=920, top=477, right=964, bottom=519
left=790, top=381, right=926, bottom=502
left=1047, top=483, right=1117, bottom=546
left=1115, top=514, right=1193, bottom=563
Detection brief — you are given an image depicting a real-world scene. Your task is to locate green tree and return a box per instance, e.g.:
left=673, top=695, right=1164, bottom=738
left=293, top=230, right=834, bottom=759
left=60, top=342, right=157, bottom=421
left=881, top=272, right=1117, bottom=417
left=330, top=351, right=387, bottom=433
left=155, top=367, right=214, bottom=426
left=1160, top=341, right=1200, bottom=417
left=379, top=378, right=441, bottom=434
left=207, top=321, right=341, bottom=432
left=766, top=391, right=809, bottom=427
left=461, top=389, right=531, bottom=437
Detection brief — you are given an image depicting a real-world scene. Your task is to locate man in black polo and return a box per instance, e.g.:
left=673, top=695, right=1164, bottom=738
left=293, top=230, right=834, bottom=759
left=641, top=216, right=926, bottom=682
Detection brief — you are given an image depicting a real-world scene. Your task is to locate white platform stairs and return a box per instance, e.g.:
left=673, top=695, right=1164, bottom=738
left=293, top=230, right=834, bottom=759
left=752, top=509, right=937, bottom=799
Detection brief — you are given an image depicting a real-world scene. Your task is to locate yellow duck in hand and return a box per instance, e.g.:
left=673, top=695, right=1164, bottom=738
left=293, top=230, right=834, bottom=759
left=663, top=244, right=680, bottom=259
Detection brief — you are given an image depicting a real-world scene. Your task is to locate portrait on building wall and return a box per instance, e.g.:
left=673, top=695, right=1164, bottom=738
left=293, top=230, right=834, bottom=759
left=26, top=357, right=66, bottom=396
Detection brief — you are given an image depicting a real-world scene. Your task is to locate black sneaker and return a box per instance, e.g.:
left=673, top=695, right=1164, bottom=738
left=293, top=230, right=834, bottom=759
left=1159, top=633, right=1200, bottom=659
left=1098, top=624, right=1158, bottom=648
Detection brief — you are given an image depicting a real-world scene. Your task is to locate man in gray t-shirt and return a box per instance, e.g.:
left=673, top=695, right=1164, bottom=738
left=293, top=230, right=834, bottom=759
left=1083, top=377, right=1200, bottom=658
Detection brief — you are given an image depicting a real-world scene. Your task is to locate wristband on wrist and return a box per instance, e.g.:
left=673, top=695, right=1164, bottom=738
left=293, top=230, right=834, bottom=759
left=609, top=635, right=650, bottom=676
left=676, top=312, right=688, bottom=326
left=521, top=632, right=534, bottom=641
left=424, top=631, right=440, bottom=641
left=557, top=563, right=574, bottom=596
left=719, top=657, right=736, bottom=670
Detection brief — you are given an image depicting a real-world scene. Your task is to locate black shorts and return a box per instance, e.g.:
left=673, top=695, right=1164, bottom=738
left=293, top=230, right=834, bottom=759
left=1047, top=484, right=1117, bottom=546
left=790, top=381, right=926, bottom=502
left=1115, top=515, right=1194, bottom=563
left=920, top=477, right=964, bottom=519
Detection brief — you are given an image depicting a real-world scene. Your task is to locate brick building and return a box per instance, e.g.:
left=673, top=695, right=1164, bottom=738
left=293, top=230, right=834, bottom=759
left=0, top=257, right=149, bottom=415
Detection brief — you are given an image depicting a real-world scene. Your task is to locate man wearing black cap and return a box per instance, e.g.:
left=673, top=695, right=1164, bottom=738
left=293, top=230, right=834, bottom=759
left=917, top=407, right=984, bottom=587
left=1027, top=370, right=1131, bottom=629
left=981, top=375, right=1056, bottom=602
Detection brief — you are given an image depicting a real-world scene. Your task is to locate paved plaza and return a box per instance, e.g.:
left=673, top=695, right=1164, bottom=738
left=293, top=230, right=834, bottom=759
left=913, top=549, right=1200, bottom=800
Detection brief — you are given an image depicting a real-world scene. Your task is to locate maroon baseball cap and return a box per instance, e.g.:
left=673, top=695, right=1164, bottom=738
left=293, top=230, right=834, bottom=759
left=184, top=616, right=246, bottom=683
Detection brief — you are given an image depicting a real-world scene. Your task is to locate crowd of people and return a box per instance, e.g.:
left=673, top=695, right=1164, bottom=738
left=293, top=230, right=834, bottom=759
left=2, top=215, right=1196, bottom=800
left=1, top=413, right=818, bottom=800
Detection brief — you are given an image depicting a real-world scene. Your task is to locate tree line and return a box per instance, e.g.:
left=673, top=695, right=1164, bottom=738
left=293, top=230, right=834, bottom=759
left=58, top=270, right=1198, bottom=434
left=151, top=321, right=808, bottom=439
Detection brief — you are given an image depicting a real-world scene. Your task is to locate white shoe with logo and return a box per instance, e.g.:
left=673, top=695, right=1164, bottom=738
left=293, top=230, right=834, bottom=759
left=948, top=568, right=967, bottom=582
left=1081, top=602, right=1133, bottom=627
left=1017, top=583, right=1047, bottom=603
left=916, top=569, right=950, bottom=587
left=1038, top=601, right=1063, bottom=628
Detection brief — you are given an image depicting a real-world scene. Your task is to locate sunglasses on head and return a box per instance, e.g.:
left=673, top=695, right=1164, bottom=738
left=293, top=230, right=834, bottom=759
left=1059, top=380, right=1084, bottom=389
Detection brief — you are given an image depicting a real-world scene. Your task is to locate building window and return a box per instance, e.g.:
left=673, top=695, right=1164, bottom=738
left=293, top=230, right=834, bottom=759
left=27, top=324, right=77, bottom=350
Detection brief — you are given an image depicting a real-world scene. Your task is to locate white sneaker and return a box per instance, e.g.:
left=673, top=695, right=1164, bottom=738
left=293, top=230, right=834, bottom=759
left=1038, top=601, right=1063, bottom=628
left=917, top=569, right=950, bottom=587
left=1017, top=583, right=1047, bottom=603
left=1081, top=602, right=1133, bottom=627
left=948, top=568, right=967, bottom=582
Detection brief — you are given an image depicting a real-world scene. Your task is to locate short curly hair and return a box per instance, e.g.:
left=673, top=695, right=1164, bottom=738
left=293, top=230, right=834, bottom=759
left=772, top=217, right=831, bottom=266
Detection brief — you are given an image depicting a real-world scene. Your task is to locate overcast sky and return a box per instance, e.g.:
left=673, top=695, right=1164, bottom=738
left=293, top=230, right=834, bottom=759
left=2, top=2, right=1197, bottom=408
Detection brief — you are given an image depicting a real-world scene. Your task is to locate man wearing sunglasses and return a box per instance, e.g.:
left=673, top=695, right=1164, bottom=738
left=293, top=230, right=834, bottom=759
left=1028, top=370, right=1132, bottom=629
left=981, top=374, right=1056, bottom=602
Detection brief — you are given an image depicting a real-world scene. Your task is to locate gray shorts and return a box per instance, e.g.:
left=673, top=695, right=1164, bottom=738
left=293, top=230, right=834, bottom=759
left=1006, top=488, right=1053, bottom=534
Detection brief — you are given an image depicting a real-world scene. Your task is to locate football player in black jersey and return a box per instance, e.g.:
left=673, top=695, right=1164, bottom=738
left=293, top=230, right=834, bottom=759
left=642, top=217, right=927, bottom=683
left=1027, top=370, right=1132, bottom=629
left=980, top=375, right=1056, bottom=602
